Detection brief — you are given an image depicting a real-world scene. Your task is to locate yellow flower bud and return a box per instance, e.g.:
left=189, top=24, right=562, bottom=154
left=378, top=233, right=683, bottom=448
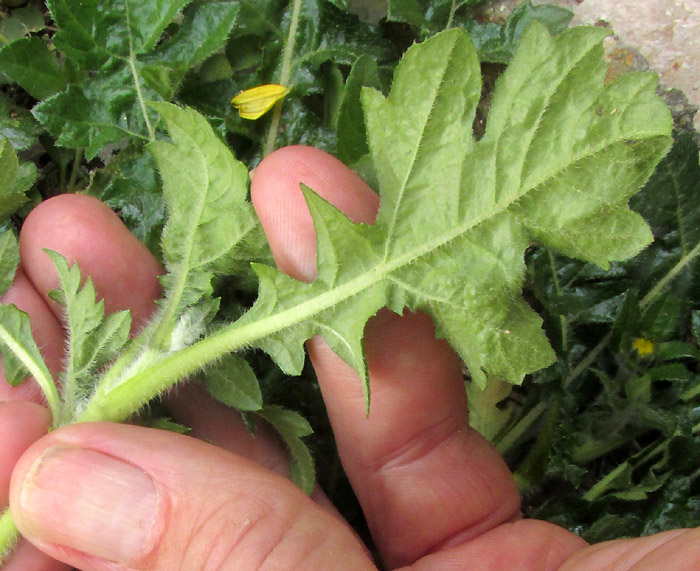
left=231, top=84, right=290, bottom=120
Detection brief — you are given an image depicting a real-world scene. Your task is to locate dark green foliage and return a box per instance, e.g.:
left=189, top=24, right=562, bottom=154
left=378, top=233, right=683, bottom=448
left=0, top=0, right=697, bottom=552
left=511, top=132, right=700, bottom=541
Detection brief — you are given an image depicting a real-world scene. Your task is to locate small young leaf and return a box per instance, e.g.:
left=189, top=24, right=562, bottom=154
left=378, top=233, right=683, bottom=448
left=0, top=304, right=59, bottom=416
left=147, top=102, right=259, bottom=346
left=0, top=93, right=43, bottom=151
left=205, top=354, right=262, bottom=412
left=46, top=250, right=131, bottom=406
left=0, top=36, right=67, bottom=100
left=257, top=405, right=315, bottom=495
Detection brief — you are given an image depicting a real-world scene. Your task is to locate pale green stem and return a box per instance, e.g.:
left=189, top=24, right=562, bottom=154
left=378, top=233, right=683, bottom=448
left=495, top=401, right=547, bottom=455
left=640, top=240, right=700, bottom=308
left=548, top=249, right=568, bottom=351
left=446, top=0, right=459, bottom=29
left=66, top=148, right=83, bottom=193
left=563, top=331, right=611, bottom=390
left=0, top=508, right=18, bottom=566
left=264, top=0, right=303, bottom=157
left=125, top=0, right=155, bottom=142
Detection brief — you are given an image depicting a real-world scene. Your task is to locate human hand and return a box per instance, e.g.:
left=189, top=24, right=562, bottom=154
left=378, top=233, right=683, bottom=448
left=3, top=146, right=700, bottom=570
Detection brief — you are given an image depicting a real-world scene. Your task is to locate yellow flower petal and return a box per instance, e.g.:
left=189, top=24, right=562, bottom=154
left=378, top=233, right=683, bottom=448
left=231, top=84, right=290, bottom=120
left=632, top=337, right=654, bottom=356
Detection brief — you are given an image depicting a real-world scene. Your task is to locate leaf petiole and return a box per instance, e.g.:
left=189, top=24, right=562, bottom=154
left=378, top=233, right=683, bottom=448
left=264, top=0, right=303, bottom=156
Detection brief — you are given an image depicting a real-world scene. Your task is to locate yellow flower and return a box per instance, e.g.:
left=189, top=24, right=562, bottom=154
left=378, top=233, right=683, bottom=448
left=231, top=84, right=290, bottom=120
left=632, top=337, right=654, bottom=356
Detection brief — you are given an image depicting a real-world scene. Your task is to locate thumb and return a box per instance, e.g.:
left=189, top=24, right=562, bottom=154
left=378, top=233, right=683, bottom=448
left=10, top=422, right=373, bottom=570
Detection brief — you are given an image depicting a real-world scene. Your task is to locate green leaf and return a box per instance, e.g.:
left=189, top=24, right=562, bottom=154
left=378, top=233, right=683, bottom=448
left=46, top=250, right=131, bottom=414
left=632, top=131, right=700, bottom=257
left=48, top=0, right=190, bottom=64
left=147, top=102, right=258, bottom=346
left=387, top=0, right=453, bottom=33
left=0, top=4, right=45, bottom=44
left=467, top=1, right=574, bottom=64
left=39, top=0, right=223, bottom=155
left=336, top=54, right=381, bottom=165
left=387, top=0, right=488, bottom=36
left=141, top=1, right=238, bottom=101
left=257, top=405, right=315, bottom=495
left=87, top=145, right=166, bottom=257
left=0, top=230, right=19, bottom=297
left=0, top=93, right=43, bottom=151
left=205, top=354, right=262, bottom=412
left=0, top=304, right=58, bottom=414
left=656, top=341, right=700, bottom=362
left=0, top=36, right=67, bottom=100
left=237, top=24, right=670, bottom=395
left=33, top=70, right=154, bottom=159
left=0, top=136, right=34, bottom=222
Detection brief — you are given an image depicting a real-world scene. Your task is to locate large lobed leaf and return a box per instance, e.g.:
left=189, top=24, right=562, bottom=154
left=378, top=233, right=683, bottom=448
left=238, top=23, right=671, bottom=397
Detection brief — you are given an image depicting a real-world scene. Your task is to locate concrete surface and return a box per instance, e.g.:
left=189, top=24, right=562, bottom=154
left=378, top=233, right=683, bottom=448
left=534, top=0, right=700, bottom=132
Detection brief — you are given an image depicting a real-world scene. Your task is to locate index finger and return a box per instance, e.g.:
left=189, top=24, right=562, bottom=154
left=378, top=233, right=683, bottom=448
left=251, top=145, right=521, bottom=568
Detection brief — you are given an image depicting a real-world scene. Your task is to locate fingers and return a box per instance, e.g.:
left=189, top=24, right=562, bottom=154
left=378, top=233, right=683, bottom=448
left=2, top=193, right=162, bottom=402
left=19, top=194, right=162, bottom=330
left=252, top=146, right=522, bottom=567
left=0, top=401, right=69, bottom=571
left=9, top=422, right=373, bottom=570
left=0, top=402, right=50, bottom=509
left=252, top=145, right=379, bottom=282
left=163, top=381, right=291, bottom=477
left=15, top=193, right=296, bottom=484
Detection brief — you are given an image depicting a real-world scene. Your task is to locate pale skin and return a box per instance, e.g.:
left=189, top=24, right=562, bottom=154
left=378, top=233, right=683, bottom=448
left=1, top=146, right=700, bottom=570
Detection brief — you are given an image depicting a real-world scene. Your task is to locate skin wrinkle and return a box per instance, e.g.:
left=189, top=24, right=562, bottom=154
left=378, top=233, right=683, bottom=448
left=370, top=421, right=520, bottom=565
left=182, top=497, right=260, bottom=571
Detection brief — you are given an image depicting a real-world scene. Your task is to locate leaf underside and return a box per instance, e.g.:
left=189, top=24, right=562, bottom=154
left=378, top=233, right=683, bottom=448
left=237, top=23, right=671, bottom=399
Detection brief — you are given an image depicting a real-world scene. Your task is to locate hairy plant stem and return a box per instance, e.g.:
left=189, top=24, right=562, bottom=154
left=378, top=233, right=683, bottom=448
left=0, top=510, right=18, bottom=564
left=264, top=0, right=303, bottom=157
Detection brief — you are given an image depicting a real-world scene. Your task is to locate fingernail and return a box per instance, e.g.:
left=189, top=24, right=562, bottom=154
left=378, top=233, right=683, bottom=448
left=17, top=446, right=158, bottom=562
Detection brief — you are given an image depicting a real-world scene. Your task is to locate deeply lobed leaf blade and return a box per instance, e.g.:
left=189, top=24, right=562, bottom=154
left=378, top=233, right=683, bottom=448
left=239, top=24, right=671, bottom=393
